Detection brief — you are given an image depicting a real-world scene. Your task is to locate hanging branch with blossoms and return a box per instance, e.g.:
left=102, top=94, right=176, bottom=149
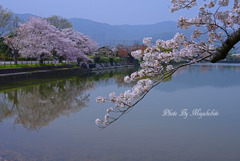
left=95, top=0, right=240, bottom=128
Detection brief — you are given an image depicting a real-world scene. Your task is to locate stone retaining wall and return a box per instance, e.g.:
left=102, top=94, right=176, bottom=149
left=0, top=65, right=70, bottom=74
left=0, top=65, right=135, bottom=84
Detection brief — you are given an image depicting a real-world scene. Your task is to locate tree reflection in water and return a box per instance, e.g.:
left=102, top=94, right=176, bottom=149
left=0, top=68, right=137, bottom=131
left=0, top=78, right=94, bottom=130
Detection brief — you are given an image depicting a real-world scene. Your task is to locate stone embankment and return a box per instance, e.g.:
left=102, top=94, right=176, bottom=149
left=0, top=63, right=136, bottom=84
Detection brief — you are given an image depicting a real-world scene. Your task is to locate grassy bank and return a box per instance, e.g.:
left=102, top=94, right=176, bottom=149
left=0, top=63, right=73, bottom=69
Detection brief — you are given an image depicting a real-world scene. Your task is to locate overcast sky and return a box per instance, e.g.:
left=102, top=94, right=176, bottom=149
left=0, top=0, right=199, bottom=25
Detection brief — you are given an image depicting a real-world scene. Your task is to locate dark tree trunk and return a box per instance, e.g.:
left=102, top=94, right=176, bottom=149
left=39, top=58, right=43, bottom=64
left=211, top=28, right=240, bottom=63
left=13, top=50, right=18, bottom=65
left=39, top=55, right=44, bottom=64
left=59, top=56, right=63, bottom=63
left=39, top=54, right=44, bottom=64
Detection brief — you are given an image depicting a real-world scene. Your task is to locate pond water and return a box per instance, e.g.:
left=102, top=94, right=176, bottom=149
left=0, top=64, right=240, bottom=161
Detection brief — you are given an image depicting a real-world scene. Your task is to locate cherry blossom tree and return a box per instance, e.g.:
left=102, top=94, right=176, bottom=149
left=4, top=17, right=96, bottom=65
left=4, top=17, right=61, bottom=64
left=60, top=28, right=97, bottom=65
left=95, top=0, right=240, bottom=128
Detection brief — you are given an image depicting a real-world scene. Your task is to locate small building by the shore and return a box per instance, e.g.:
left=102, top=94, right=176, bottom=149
left=97, top=46, right=117, bottom=57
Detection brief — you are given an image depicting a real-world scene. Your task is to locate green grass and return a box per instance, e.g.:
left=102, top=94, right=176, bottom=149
left=0, top=63, right=70, bottom=69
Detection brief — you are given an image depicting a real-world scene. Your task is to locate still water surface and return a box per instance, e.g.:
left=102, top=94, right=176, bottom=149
left=0, top=64, right=240, bottom=161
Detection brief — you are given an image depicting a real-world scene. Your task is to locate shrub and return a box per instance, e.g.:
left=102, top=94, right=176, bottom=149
left=109, top=57, right=114, bottom=64
left=114, top=57, right=121, bottom=63
left=18, top=57, right=37, bottom=61
left=89, top=56, right=94, bottom=59
left=0, top=53, right=6, bottom=60
left=93, top=56, right=100, bottom=63
left=100, top=57, right=109, bottom=63
left=88, top=56, right=94, bottom=63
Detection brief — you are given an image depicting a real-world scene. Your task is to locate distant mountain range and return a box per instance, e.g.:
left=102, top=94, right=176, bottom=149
left=11, top=13, right=240, bottom=53
left=14, top=13, right=194, bottom=47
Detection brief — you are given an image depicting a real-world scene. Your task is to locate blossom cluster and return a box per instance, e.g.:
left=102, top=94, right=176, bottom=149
left=175, top=0, right=240, bottom=40
left=96, top=78, right=153, bottom=126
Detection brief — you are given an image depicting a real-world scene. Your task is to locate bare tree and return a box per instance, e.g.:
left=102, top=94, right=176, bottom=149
left=0, top=5, right=13, bottom=36
left=46, top=15, right=72, bottom=30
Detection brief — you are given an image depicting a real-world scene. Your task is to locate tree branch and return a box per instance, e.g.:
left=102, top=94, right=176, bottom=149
left=210, top=28, right=240, bottom=63
left=99, top=54, right=212, bottom=129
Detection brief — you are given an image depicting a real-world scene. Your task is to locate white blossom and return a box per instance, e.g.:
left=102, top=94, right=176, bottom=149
left=166, top=65, right=174, bottom=71
left=131, top=50, right=143, bottom=60
left=124, top=76, right=131, bottom=83
left=107, top=108, right=113, bottom=113
left=95, top=119, right=101, bottom=125
left=143, top=37, right=152, bottom=46
left=96, top=97, right=102, bottom=103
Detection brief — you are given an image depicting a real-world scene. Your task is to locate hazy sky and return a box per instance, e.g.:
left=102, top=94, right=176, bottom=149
left=0, top=0, right=198, bottom=25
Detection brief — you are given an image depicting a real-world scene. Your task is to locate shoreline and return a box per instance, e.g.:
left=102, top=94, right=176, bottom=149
left=0, top=61, right=238, bottom=85
left=0, top=64, right=136, bottom=85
